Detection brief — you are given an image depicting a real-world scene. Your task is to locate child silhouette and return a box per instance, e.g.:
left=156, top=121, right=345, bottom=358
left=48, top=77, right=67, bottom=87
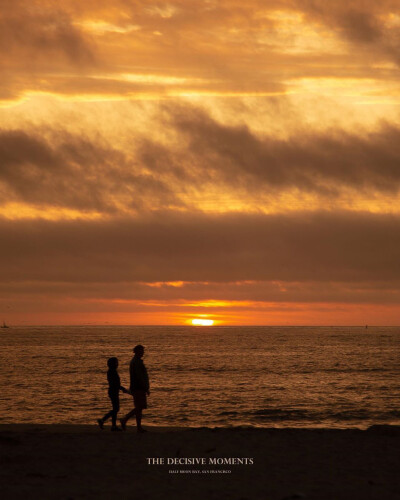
left=97, top=357, right=128, bottom=431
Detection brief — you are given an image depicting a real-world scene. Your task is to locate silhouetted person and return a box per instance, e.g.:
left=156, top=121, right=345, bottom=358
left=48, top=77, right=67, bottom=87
left=97, top=357, right=128, bottom=431
left=120, top=345, right=150, bottom=433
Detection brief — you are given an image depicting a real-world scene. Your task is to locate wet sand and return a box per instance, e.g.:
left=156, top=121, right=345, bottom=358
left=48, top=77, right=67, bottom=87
left=0, top=424, right=399, bottom=500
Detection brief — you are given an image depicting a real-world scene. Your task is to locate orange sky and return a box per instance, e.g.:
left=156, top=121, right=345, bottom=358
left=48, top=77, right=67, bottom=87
left=0, top=0, right=399, bottom=325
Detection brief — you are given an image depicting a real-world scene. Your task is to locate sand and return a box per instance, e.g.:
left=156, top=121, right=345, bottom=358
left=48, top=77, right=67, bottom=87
left=0, top=424, right=399, bottom=500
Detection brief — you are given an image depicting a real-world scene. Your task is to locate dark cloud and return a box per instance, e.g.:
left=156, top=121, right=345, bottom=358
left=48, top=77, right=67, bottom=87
left=1, top=0, right=398, bottom=102
left=81, top=0, right=400, bottom=66
left=0, top=129, right=182, bottom=212
left=0, top=211, right=399, bottom=284
left=283, top=0, right=400, bottom=64
left=2, top=108, right=400, bottom=213
left=0, top=0, right=96, bottom=101
left=1, top=279, right=399, bottom=307
left=0, top=1, right=94, bottom=66
left=140, top=105, right=400, bottom=196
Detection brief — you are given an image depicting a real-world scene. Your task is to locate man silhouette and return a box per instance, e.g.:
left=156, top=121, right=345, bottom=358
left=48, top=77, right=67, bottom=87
left=120, top=344, right=150, bottom=433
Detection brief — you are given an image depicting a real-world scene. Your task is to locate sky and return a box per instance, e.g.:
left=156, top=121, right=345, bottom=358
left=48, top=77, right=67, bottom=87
left=1, top=0, right=400, bottom=325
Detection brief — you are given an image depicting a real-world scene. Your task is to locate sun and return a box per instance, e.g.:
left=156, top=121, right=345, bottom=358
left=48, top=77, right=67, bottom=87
left=191, top=318, right=214, bottom=326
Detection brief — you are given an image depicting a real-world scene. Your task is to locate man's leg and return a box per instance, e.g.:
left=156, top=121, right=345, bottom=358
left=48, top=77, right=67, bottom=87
left=122, top=407, right=136, bottom=422
left=135, top=408, right=143, bottom=431
left=120, top=396, right=136, bottom=429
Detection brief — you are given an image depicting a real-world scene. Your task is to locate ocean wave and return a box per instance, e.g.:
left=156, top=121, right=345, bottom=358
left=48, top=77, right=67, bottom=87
left=322, top=367, right=388, bottom=373
left=158, top=365, right=236, bottom=373
left=252, top=408, right=400, bottom=422
left=253, top=409, right=309, bottom=420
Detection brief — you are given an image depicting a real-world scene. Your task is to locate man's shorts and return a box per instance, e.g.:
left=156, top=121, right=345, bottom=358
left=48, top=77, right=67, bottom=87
left=132, top=390, right=147, bottom=409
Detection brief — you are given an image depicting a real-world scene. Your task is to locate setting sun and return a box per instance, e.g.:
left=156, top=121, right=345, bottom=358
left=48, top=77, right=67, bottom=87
left=191, top=319, right=214, bottom=326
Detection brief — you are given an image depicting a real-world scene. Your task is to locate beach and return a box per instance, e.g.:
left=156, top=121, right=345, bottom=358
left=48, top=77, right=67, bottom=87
left=1, top=425, right=399, bottom=500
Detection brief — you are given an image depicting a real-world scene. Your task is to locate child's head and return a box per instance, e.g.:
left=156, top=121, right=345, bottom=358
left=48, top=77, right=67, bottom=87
left=107, top=357, right=118, bottom=369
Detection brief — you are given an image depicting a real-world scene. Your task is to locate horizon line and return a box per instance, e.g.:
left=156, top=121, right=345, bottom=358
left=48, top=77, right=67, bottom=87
left=3, top=324, right=399, bottom=328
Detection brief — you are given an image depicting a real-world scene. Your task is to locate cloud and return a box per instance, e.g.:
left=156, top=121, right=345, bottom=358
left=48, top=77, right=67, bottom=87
left=76, top=0, right=400, bottom=66
left=1, top=1, right=398, bottom=324
left=1, top=279, right=399, bottom=306
left=282, top=0, right=400, bottom=64
left=1, top=105, right=400, bottom=214
left=140, top=105, right=400, bottom=197
left=0, top=211, right=399, bottom=284
left=0, top=0, right=96, bottom=101
left=0, top=1, right=94, bottom=66
left=0, top=129, right=182, bottom=213
left=1, top=0, right=399, bottom=102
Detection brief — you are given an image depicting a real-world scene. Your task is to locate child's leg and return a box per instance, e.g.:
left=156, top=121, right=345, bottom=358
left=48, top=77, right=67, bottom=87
left=101, top=410, right=113, bottom=422
left=110, top=394, right=120, bottom=428
left=98, top=409, right=112, bottom=429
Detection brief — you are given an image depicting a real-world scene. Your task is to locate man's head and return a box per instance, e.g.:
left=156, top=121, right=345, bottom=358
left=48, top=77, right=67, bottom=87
left=133, top=344, right=145, bottom=358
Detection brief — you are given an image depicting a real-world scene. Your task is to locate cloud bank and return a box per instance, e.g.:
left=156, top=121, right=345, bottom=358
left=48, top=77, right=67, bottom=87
left=1, top=1, right=399, bottom=324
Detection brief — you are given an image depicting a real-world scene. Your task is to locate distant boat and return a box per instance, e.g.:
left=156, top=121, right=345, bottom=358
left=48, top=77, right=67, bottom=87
left=1, top=321, right=9, bottom=329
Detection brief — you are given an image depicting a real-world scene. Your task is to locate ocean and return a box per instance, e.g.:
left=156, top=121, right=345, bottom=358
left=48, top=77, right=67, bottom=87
left=0, top=326, right=399, bottom=429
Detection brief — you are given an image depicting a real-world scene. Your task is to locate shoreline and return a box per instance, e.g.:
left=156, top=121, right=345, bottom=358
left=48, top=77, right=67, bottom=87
left=0, top=420, right=400, bottom=433
left=1, top=425, right=399, bottom=499
left=1, top=423, right=399, bottom=432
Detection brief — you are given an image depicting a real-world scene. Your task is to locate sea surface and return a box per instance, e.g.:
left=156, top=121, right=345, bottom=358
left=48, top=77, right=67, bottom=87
left=0, top=326, right=399, bottom=429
